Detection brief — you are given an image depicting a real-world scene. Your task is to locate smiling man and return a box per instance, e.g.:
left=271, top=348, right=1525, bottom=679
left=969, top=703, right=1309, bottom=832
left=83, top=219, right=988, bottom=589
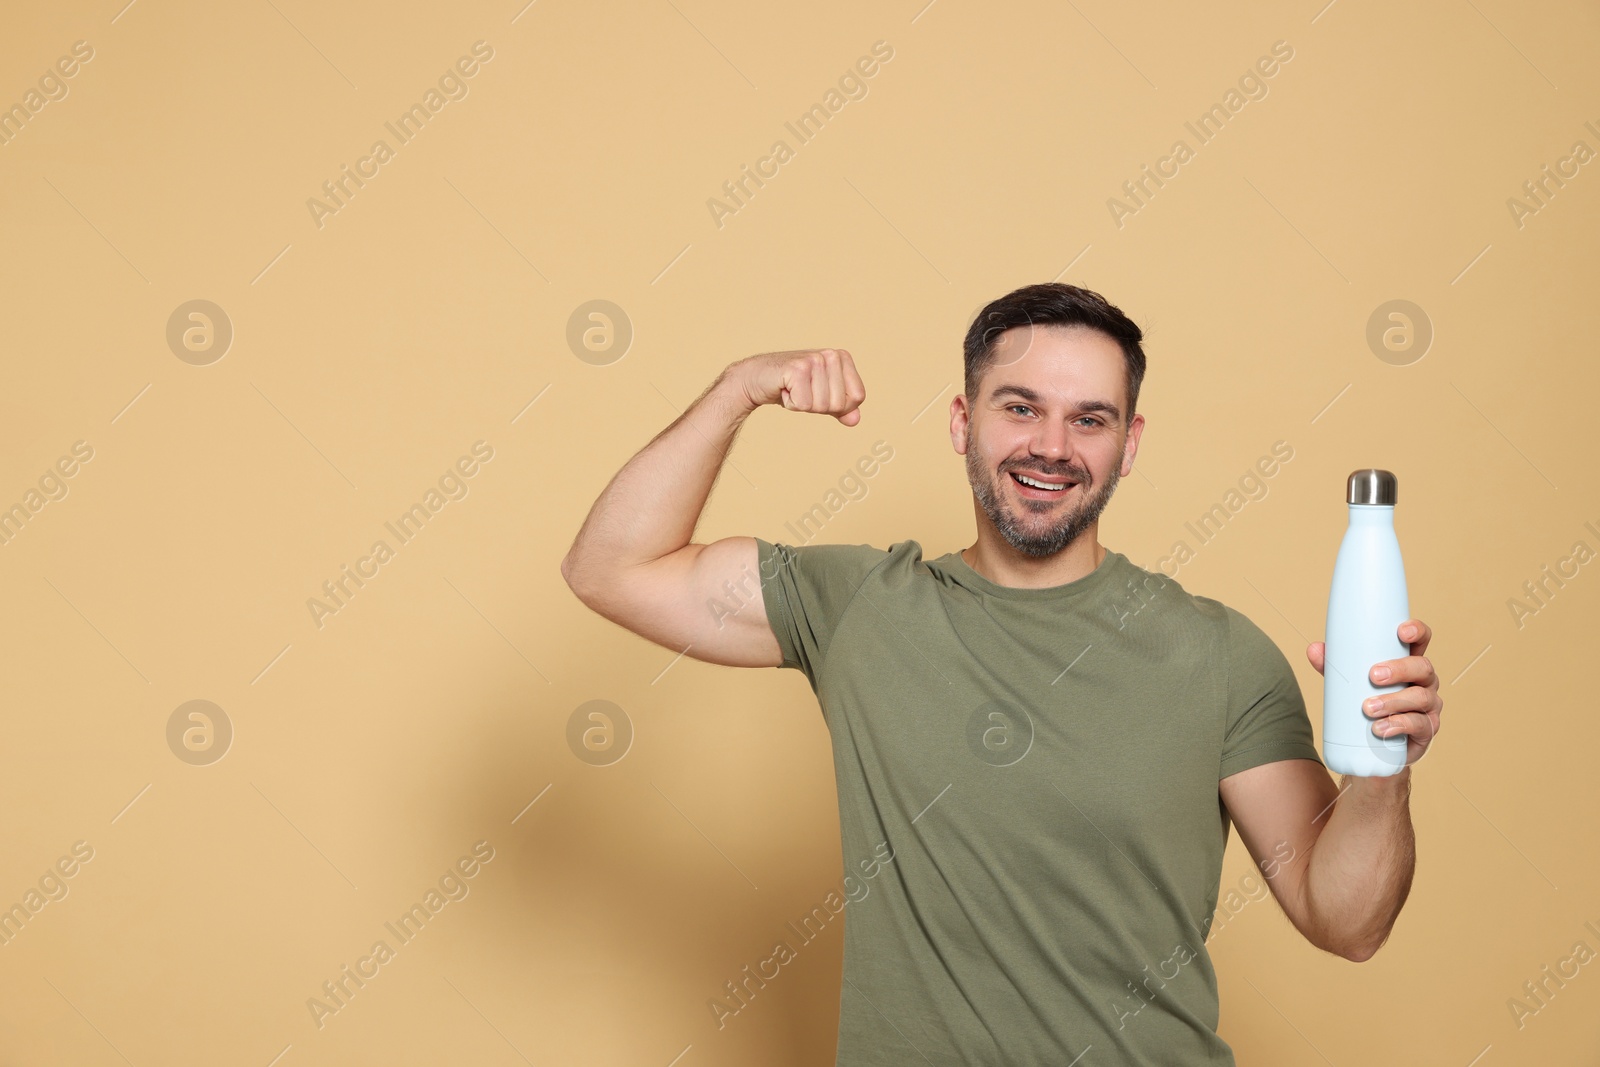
left=560, top=282, right=1442, bottom=1065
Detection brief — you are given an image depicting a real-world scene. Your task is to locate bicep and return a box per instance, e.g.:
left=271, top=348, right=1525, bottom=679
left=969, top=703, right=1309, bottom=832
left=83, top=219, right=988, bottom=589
left=1218, top=758, right=1341, bottom=933
left=572, top=536, right=785, bottom=668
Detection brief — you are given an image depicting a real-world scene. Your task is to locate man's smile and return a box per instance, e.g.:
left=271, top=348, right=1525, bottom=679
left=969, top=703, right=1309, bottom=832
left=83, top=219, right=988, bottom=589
left=1007, top=468, right=1077, bottom=498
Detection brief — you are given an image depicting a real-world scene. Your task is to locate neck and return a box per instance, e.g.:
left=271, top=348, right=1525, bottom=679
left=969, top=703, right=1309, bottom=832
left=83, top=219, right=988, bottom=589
left=962, top=531, right=1106, bottom=589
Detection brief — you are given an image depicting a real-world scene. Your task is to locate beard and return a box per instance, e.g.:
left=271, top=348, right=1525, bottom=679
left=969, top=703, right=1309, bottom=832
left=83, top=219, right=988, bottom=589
left=965, top=448, right=1121, bottom=559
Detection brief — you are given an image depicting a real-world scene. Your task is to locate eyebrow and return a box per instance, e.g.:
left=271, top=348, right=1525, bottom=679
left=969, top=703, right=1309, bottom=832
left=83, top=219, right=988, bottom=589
left=988, top=384, right=1122, bottom=424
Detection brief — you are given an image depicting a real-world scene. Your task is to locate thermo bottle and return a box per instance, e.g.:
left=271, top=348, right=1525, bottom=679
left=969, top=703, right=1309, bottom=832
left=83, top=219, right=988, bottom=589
left=1322, top=469, right=1410, bottom=776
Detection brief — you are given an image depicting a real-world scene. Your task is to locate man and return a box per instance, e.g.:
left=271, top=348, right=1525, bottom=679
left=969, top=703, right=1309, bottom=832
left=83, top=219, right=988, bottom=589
left=560, top=282, right=1443, bottom=1064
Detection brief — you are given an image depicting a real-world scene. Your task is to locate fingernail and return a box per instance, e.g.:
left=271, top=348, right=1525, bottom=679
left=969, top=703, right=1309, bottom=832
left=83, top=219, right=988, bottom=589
left=1366, top=698, right=1385, bottom=714
left=1374, top=667, right=1391, bottom=681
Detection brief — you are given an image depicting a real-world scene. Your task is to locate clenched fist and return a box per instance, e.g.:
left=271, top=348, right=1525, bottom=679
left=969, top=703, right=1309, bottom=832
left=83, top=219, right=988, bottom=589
left=732, top=348, right=866, bottom=426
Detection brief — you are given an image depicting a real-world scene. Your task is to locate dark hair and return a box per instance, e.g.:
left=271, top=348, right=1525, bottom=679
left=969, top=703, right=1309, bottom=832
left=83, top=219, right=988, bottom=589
left=964, top=282, right=1147, bottom=421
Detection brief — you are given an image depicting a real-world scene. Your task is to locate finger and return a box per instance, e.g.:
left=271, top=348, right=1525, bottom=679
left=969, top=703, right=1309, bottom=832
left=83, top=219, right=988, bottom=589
left=1372, top=710, right=1434, bottom=741
left=839, top=351, right=866, bottom=413
left=783, top=358, right=815, bottom=412
left=823, top=349, right=849, bottom=418
left=1370, top=654, right=1438, bottom=689
left=1307, top=641, right=1326, bottom=675
left=1398, top=619, right=1432, bottom=657
left=810, top=352, right=838, bottom=413
left=1363, top=684, right=1434, bottom=718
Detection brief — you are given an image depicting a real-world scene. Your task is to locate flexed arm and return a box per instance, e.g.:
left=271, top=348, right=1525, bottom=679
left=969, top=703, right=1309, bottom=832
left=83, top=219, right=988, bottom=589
left=560, top=349, right=866, bottom=667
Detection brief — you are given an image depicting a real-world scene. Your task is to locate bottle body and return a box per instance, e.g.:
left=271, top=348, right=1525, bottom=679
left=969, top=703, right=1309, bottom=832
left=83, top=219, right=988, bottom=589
left=1322, top=504, right=1410, bottom=776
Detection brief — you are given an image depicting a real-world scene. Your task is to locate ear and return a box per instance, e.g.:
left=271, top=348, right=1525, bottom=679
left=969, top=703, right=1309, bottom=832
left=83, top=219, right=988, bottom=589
left=1120, top=412, right=1145, bottom=475
left=949, top=394, right=971, bottom=455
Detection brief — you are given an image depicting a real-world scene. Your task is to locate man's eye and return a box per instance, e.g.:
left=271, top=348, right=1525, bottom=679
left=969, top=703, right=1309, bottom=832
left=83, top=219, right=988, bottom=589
left=1008, top=405, right=1031, bottom=416
left=1076, top=417, right=1102, bottom=427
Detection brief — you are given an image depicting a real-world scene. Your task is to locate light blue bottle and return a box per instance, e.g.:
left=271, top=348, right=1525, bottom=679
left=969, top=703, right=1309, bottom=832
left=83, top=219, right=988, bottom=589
left=1322, top=469, right=1410, bottom=776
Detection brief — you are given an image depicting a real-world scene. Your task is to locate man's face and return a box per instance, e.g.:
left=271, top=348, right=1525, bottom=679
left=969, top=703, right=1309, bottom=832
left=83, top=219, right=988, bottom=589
left=953, top=324, right=1141, bottom=558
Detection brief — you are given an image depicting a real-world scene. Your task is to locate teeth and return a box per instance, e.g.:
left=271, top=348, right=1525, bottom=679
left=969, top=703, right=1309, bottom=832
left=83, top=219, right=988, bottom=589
left=1014, top=472, right=1068, bottom=490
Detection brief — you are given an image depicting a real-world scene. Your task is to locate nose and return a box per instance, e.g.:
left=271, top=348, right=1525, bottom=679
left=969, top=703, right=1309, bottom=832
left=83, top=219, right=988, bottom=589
left=1028, top=417, right=1073, bottom=470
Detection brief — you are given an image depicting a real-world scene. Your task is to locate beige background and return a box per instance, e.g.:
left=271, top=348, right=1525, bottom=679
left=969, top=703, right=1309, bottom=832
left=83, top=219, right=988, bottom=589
left=1, top=0, right=1596, bottom=1063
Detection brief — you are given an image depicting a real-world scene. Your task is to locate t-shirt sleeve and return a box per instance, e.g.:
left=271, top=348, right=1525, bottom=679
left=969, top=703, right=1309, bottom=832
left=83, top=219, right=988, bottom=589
left=1219, top=606, right=1325, bottom=780
left=754, top=537, right=888, bottom=689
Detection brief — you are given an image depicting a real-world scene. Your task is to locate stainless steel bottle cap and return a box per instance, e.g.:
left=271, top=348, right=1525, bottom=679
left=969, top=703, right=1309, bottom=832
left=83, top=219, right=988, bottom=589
left=1347, top=468, right=1397, bottom=505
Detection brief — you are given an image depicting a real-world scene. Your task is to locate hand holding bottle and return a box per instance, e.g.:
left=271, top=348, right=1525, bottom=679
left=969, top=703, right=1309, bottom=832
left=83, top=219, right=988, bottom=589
left=1307, top=619, right=1443, bottom=769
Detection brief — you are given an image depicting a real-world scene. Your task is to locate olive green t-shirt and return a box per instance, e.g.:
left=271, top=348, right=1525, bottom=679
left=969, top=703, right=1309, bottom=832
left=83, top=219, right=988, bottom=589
left=755, top=537, right=1323, bottom=1066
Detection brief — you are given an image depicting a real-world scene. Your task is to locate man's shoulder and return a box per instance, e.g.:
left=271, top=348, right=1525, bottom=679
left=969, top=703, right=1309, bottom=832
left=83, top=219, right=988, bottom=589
left=1110, top=557, right=1270, bottom=640
left=1177, top=580, right=1290, bottom=665
left=1111, top=555, right=1212, bottom=615
left=1111, top=562, right=1292, bottom=678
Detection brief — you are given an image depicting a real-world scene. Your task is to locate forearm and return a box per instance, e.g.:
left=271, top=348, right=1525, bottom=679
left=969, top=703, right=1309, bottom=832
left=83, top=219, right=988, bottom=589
left=1300, top=767, right=1415, bottom=961
left=562, top=365, right=757, bottom=583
